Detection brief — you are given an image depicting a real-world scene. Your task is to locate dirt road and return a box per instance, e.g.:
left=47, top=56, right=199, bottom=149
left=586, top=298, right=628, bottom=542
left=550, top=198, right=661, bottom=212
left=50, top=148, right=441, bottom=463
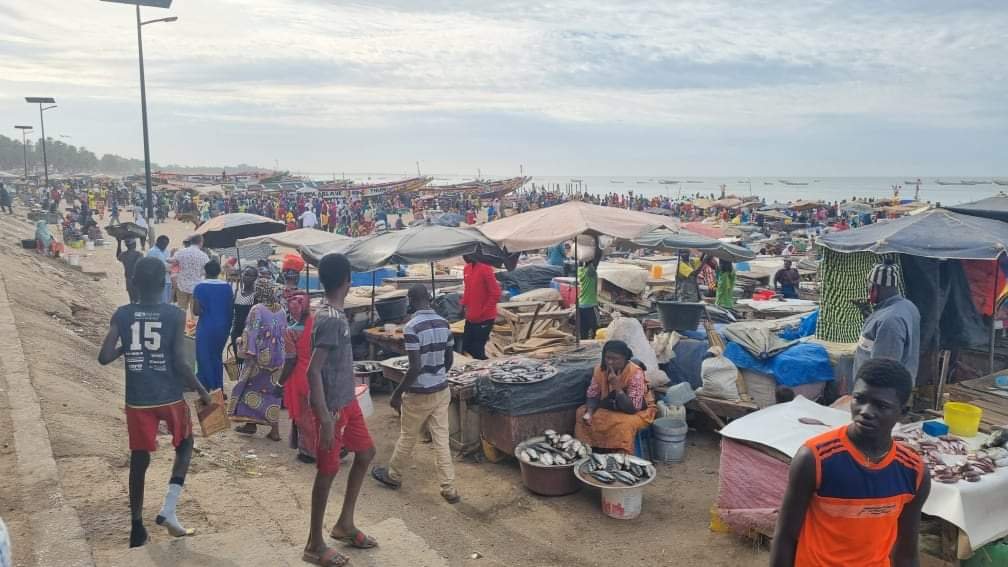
left=0, top=209, right=768, bottom=566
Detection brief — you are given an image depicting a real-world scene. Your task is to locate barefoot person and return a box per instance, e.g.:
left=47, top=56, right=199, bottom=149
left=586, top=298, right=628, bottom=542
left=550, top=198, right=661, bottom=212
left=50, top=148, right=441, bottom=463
left=770, top=358, right=931, bottom=566
left=98, top=257, right=215, bottom=548
left=371, top=285, right=460, bottom=503
left=303, top=253, right=377, bottom=567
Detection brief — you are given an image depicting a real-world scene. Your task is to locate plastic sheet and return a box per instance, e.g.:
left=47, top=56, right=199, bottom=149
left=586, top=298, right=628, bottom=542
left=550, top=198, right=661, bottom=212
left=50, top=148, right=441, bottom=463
left=475, top=357, right=596, bottom=416
left=723, top=341, right=834, bottom=388
left=495, top=264, right=563, bottom=295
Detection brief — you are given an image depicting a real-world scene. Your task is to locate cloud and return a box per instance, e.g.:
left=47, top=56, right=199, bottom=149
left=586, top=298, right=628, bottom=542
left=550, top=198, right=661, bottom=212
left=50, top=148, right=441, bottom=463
left=1, top=0, right=1005, bottom=174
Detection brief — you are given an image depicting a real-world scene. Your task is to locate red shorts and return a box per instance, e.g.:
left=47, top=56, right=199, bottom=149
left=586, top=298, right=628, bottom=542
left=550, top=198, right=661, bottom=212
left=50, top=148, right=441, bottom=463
left=125, top=400, right=193, bottom=452
left=313, top=399, right=373, bottom=476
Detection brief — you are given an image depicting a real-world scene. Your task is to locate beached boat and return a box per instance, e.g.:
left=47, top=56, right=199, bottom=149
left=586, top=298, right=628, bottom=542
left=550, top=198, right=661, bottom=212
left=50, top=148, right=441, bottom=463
left=426, top=176, right=530, bottom=199
left=316, top=176, right=432, bottom=199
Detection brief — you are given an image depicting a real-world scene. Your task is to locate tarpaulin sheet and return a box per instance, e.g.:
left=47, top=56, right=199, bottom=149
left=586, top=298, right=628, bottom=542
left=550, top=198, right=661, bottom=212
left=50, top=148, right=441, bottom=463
left=818, top=209, right=1008, bottom=260
left=723, top=341, right=834, bottom=387
left=475, top=357, right=596, bottom=416
left=662, top=338, right=710, bottom=389
left=901, top=256, right=989, bottom=352
left=723, top=324, right=796, bottom=359
left=193, top=213, right=286, bottom=249
left=716, top=438, right=789, bottom=536
left=237, top=227, right=351, bottom=250
left=947, top=195, right=1008, bottom=223
left=495, top=264, right=563, bottom=294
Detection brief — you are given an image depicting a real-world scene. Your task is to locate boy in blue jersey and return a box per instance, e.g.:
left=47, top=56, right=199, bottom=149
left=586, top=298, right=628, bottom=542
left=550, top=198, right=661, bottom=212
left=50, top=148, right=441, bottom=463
left=99, top=257, right=215, bottom=548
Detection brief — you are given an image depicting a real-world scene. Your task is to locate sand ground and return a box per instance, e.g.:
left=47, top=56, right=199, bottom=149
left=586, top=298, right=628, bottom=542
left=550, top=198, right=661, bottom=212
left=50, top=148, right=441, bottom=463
left=0, top=207, right=768, bottom=566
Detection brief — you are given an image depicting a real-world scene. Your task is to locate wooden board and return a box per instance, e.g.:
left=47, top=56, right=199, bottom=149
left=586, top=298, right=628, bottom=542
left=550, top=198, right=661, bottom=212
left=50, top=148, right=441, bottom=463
left=946, top=372, right=1008, bottom=430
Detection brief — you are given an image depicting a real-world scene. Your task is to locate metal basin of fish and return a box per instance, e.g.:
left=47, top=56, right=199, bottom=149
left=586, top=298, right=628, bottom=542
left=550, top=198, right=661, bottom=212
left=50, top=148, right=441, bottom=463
left=514, top=436, right=581, bottom=496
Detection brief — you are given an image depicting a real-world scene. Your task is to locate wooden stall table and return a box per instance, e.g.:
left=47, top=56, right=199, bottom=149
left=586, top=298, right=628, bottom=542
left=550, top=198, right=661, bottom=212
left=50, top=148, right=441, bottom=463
left=383, top=275, right=463, bottom=291
left=945, top=372, right=1008, bottom=432
left=364, top=325, right=406, bottom=357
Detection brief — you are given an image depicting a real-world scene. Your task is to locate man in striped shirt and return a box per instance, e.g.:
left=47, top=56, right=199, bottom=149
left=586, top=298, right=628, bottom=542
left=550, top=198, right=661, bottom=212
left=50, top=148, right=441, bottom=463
left=372, top=285, right=460, bottom=503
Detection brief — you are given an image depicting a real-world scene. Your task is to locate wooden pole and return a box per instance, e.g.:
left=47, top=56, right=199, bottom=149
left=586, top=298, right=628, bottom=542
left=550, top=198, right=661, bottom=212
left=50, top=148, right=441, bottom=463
left=574, top=236, right=580, bottom=345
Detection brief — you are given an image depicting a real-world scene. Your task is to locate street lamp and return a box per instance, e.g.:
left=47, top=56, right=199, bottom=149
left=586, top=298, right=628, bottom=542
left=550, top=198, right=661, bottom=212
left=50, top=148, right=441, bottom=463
left=25, top=97, right=56, bottom=191
left=14, top=125, right=32, bottom=183
left=101, top=0, right=176, bottom=224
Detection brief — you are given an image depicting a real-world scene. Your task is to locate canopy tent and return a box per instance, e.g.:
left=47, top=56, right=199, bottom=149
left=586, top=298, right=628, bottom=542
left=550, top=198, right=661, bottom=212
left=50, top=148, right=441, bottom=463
left=838, top=201, right=875, bottom=214
left=300, top=222, right=503, bottom=270
left=691, top=198, right=715, bottom=210
left=754, top=210, right=791, bottom=220
left=818, top=208, right=1008, bottom=261
left=477, top=200, right=678, bottom=253
left=630, top=228, right=756, bottom=262
left=237, top=227, right=349, bottom=250
left=193, top=212, right=285, bottom=249
left=947, top=194, right=1008, bottom=223
left=788, top=200, right=823, bottom=211
left=711, top=197, right=743, bottom=209
left=681, top=221, right=725, bottom=239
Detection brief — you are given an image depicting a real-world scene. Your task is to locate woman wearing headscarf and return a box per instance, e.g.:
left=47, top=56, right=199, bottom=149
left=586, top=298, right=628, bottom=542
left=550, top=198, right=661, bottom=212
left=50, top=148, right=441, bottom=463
left=282, top=287, right=317, bottom=462
left=35, top=220, right=54, bottom=255
left=575, top=340, right=657, bottom=454
left=228, top=278, right=293, bottom=441
left=229, top=266, right=259, bottom=362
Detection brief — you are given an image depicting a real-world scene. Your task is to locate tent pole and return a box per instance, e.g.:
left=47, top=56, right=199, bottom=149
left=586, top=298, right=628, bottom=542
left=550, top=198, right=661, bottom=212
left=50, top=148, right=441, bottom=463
left=235, top=245, right=242, bottom=290
left=992, top=259, right=1000, bottom=373
left=574, top=237, right=580, bottom=345
left=305, top=265, right=310, bottom=293
left=370, top=271, right=376, bottom=326
left=430, top=261, right=436, bottom=297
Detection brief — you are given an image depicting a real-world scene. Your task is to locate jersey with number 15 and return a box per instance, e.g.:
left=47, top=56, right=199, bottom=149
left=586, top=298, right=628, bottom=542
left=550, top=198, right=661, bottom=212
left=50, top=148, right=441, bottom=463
left=113, top=304, right=185, bottom=408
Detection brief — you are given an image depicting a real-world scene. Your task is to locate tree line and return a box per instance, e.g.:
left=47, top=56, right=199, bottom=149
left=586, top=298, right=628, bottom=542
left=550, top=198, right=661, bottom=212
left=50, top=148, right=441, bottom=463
left=0, top=134, right=151, bottom=176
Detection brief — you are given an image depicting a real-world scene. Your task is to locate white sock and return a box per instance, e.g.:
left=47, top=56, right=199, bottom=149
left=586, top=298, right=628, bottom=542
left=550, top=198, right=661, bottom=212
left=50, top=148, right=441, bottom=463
left=157, top=483, right=191, bottom=535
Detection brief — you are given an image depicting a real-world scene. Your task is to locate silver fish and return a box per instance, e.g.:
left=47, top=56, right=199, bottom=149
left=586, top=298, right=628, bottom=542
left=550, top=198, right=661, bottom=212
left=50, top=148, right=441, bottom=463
left=626, top=456, right=651, bottom=468
left=591, top=453, right=606, bottom=469
left=540, top=452, right=554, bottom=466
left=613, top=470, right=637, bottom=485
left=559, top=434, right=573, bottom=443
left=590, top=470, right=615, bottom=484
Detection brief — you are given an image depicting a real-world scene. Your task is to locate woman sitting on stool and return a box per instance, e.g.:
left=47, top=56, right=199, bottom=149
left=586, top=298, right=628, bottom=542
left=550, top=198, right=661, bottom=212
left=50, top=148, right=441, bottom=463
left=575, top=340, right=657, bottom=454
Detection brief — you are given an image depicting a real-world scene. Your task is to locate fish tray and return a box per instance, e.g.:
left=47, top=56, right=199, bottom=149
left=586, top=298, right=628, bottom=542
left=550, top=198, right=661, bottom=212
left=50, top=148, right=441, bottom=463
left=514, top=436, right=580, bottom=496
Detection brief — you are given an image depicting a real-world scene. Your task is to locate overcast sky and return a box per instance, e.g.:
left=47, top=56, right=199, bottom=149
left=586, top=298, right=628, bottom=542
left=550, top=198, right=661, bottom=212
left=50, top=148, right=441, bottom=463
left=2, top=0, right=1006, bottom=177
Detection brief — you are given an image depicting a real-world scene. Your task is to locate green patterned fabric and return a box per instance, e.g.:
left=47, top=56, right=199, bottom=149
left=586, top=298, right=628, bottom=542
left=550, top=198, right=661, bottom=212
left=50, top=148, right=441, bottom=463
left=815, top=247, right=903, bottom=343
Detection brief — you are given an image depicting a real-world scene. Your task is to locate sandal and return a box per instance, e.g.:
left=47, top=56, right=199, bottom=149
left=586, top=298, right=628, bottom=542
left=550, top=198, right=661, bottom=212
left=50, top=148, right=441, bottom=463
left=370, top=467, right=400, bottom=489
left=302, top=547, right=349, bottom=567
left=330, top=527, right=378, bottom=549
left=234, top=423, right=257, bottom=435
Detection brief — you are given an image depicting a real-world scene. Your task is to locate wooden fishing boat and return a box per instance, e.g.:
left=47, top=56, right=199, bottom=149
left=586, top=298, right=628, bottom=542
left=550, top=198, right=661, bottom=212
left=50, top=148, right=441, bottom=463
left=315, top=176, right=432, bottom=199
left=425, top=176, right=530, bottom=199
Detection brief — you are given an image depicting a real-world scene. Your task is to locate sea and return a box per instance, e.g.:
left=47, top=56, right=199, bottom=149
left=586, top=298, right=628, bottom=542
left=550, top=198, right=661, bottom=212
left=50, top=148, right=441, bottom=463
left=297, top=173, right=1005, bottom=207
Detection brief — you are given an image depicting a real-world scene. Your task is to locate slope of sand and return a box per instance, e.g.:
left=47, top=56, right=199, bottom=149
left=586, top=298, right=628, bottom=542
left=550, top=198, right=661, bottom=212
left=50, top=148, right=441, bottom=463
left=0, top=208, right=767, bottom=566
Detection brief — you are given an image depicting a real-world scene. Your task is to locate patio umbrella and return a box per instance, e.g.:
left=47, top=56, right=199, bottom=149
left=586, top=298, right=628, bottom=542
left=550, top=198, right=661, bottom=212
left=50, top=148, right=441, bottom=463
left=344, top=221, right=505, bottom=272
left=193, top=213, right=285, bottom=249
left=237, top=227, right=350, bottom=250
left=631, top=228, right=756, bottom=262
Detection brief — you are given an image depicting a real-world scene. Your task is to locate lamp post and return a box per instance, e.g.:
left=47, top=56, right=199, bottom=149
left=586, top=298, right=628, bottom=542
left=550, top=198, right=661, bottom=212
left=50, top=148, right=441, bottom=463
left=14, top=125, right=32, bottom=183
left=24, top=97, right=56, bottom=191
left=101, top=0, right=176, bottom=225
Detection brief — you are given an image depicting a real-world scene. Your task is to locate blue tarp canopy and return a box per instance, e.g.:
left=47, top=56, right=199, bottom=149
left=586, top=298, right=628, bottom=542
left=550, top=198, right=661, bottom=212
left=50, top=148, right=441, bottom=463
left=818, top=208, right=1008, bottom=260
left=947, top=194, right=1008, bottom=223
left=630, top=228, right=756, bottom=262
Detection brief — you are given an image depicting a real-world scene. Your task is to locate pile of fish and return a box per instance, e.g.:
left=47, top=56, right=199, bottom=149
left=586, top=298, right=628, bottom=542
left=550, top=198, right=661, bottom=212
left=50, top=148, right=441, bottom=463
left=519, top=430, right=590, bottom=466
left=389, top=358, right=479, bottom=379
left=895, top=427, right=1008, bottom=484
left=488, top=358, right=558, bottom=384
left=582, top=453, right=653, bottom=486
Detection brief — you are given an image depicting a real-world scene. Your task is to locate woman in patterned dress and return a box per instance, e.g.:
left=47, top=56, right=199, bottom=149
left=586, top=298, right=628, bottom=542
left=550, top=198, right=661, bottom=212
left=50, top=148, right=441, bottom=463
left=228, top=279, right=293, bottom=441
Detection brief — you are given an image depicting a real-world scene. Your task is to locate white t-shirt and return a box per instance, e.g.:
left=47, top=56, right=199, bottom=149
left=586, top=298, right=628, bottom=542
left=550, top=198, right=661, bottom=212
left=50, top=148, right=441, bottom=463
left=300, top=210, right=318, bottom=228
left=173, top=245, right=210, bottom=294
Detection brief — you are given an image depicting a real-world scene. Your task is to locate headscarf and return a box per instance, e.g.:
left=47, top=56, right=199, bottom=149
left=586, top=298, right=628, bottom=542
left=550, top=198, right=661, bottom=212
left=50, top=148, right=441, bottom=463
left=286, top=291, right=309, bottom=325
left=254, top=277, right=279, bottom=307
left=281, top=253, right=306, bottom=273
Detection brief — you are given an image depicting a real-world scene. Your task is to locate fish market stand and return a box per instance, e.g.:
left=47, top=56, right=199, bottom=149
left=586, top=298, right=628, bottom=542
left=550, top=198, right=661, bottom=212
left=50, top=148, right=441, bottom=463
left=716, top=396, right=1008, bottom=563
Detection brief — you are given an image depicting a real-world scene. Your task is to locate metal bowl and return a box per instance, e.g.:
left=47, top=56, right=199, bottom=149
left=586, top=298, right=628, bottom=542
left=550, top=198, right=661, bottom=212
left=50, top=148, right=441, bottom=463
left=514, top=436, right=581, bottom=496
left=573, top=457, right=657, bottom=490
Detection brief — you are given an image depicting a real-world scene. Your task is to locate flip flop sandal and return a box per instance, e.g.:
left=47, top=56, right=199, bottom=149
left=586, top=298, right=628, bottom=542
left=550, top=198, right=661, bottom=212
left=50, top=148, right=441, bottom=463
left=370, top=467, right=400, bottom=489
left=331, top=527, right=378, bottom=549
left=302, top=547, right=350, bottom=567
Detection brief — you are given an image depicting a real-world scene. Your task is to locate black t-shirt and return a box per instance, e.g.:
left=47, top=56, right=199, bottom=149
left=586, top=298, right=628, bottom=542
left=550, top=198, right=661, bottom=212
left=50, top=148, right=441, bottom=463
left=113, top=303, right=185, bottom=407
left=119, top=250, right=143, bottom=283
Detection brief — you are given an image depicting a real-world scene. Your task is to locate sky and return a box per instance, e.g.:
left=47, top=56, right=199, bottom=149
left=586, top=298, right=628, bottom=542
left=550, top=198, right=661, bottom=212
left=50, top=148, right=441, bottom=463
left=1, top=0, right=1006, bottom=177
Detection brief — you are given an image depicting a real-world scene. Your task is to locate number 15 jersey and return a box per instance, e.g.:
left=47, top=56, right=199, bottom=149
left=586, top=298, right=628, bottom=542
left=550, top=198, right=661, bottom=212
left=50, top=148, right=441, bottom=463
left=113, top=303, right=185, bottom=408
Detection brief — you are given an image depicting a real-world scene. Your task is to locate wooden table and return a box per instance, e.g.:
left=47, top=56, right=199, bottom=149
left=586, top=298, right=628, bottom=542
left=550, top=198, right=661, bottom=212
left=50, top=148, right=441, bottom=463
left=364, top=326, right=406, bottom=357
left=946, top=372, right=1008, bottom=432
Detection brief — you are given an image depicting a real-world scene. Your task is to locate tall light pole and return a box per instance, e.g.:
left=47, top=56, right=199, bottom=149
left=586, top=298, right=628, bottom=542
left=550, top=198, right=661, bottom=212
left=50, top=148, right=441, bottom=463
left=25, top=97, right=56, bottom=191
left=101, top=0, right=176, bottom=224
left=14, top=125, right=32, bottom=182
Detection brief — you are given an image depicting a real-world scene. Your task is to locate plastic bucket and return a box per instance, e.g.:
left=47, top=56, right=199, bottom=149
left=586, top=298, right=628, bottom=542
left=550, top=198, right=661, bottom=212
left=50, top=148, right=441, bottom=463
left=67, top=254, right=81, bottom=267
left=85, top=240, right=95, bottom=251
left=652, top=417, right=688, bottom=463
left=355, top=384, right=374, bottom=418
left=600, top=485, right=644, bottom=520
left=944, top=402, right=982, bottom=437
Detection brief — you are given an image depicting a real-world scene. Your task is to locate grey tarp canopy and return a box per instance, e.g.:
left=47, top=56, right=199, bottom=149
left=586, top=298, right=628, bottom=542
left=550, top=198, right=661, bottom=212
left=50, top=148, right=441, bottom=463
left=301, top=222, right=504, bottom=271
left=630, top=228, right=757, bottom=262
left=946, top=194, right=1008, bottom=223
left=817, top=208, right=1008, bottom=260
left=193, top=213, right=285, bottom=249
left=237, top=227, right=350, bottom=250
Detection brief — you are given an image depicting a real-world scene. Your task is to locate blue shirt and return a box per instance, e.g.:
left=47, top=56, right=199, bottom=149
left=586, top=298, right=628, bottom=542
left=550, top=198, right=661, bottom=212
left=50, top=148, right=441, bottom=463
left=546, top=243, right=566, bottom=267
left=146, top=247, right=171, bottom=282
left=193, top=280, right=234, bottom=335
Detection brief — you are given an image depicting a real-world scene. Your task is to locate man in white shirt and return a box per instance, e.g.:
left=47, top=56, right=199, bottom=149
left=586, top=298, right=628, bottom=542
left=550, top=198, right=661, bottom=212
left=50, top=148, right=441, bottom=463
left=170, top=234, right=209, bottom=315
left=299, top=209, right=318, bottom=229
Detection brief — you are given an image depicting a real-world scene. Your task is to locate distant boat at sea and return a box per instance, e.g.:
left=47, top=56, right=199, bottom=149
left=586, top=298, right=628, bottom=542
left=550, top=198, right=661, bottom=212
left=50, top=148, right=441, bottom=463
left=685, top=180, right=703, bottom=184
left=962, top=180, right=989, bottom=185
left=764, top=182, right=774, bottom=185
left=904, top=179, right=922, bottom=185
left=934, top=180, right=961, bottom=185
left=779, top=180, right=809, bottom=186
left=570, top=178, right=583, bottom=183
left=994, top=180, right=1008, bottom=186
left=636, top=181, right=648, bottom=184
left=659, top=180, right=679, bottom=184
left=610, top=180, right=624, bottom=184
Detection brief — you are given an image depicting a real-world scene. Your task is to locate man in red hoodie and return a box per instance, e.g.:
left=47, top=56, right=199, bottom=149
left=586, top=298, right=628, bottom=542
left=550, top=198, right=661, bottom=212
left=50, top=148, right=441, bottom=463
left=460, top=254, right=501, bottom=359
